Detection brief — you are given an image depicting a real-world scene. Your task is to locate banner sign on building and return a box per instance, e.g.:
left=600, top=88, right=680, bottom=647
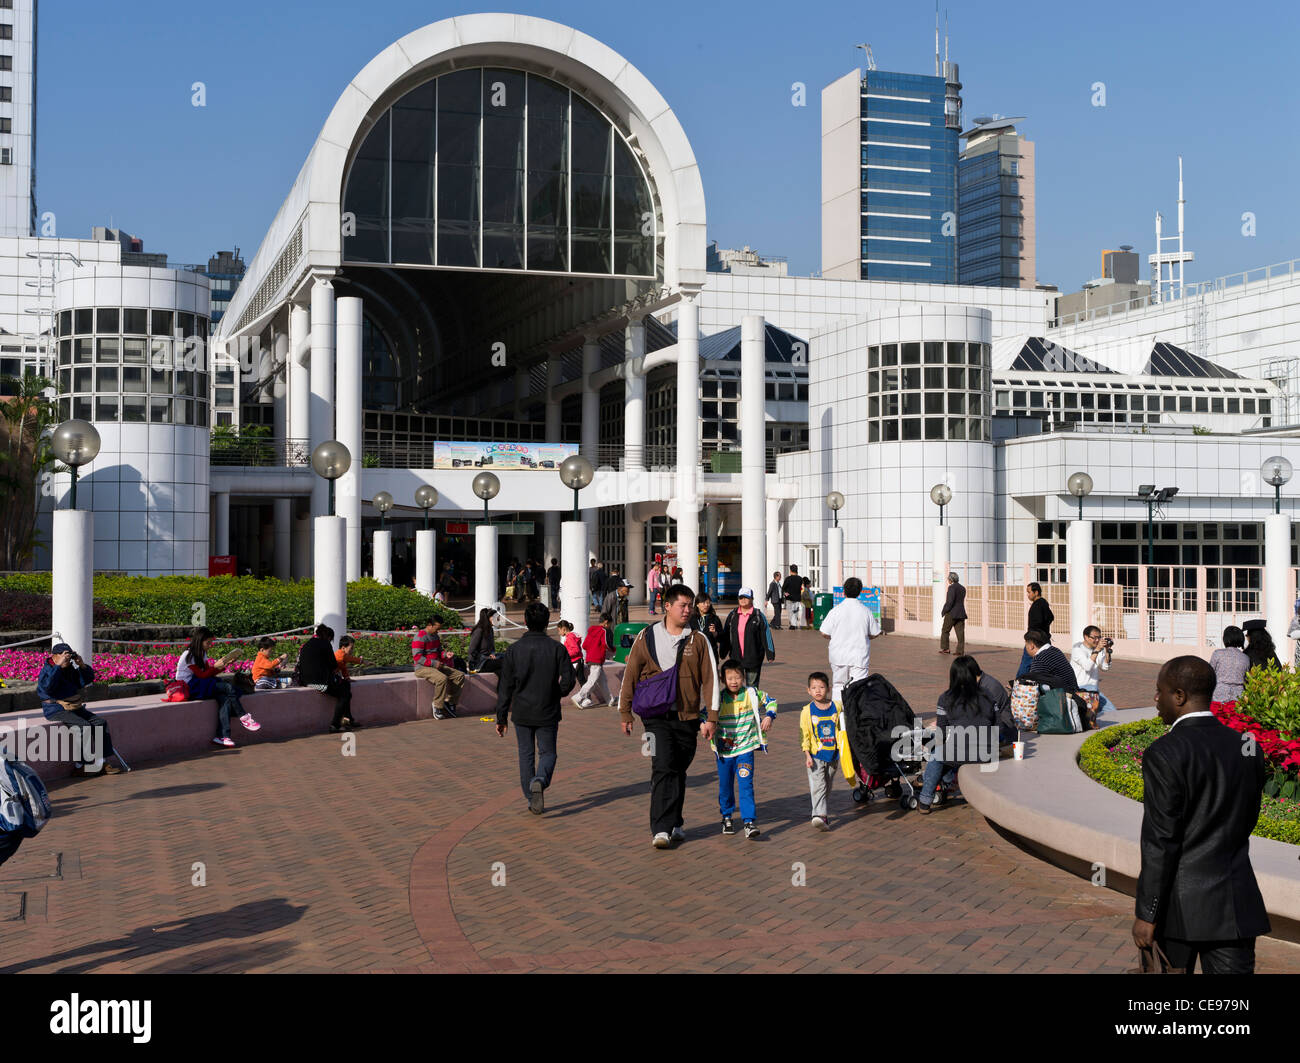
left=833, top=585, right=882, bottom=623
left=434, top=441, right=576, bottom=470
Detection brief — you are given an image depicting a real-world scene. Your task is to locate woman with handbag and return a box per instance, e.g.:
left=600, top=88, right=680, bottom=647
left=177, top=627, right=261, bottom=748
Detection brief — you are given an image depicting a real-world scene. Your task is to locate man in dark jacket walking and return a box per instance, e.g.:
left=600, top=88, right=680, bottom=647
left=723, top=587, right=776, bottom=687
left=1016, top=582, right=1054, bottom=677
left=547, top=557, right=561, bottom=609
left=782, top=565, right=805, bottom=628
left=939, top=572, right=967, bottom=655
left=766, top=572, right=783, bottom=630
left=496, top=602, right=576, bottom=814
left=1133, top=656, right=1270, bottom=973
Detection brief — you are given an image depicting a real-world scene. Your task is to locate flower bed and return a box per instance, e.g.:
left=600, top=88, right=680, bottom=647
left=1078, top=717, right=1300, bottom=846
left=0, top=632, right=509, bottom=685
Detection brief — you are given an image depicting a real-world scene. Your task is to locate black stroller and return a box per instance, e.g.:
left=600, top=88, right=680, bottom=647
left=842, top=673, right=924, bottom=810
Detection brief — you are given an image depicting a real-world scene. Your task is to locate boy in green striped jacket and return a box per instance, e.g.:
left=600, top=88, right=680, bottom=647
left=707, top=659, right=777, bottom=839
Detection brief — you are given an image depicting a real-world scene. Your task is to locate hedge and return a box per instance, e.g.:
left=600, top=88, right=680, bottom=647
left=0, top=574, right=461, bottom=638
left=0, top=588, right=124, bottom=629
left=1078, top=718, right=1300, bottom=846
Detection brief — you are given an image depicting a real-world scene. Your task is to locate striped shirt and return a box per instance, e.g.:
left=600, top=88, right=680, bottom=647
left=713, top=686, right=777, bottom=759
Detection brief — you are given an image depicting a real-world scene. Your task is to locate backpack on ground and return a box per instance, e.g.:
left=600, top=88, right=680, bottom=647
left=0, top=759, right=52, bottom=838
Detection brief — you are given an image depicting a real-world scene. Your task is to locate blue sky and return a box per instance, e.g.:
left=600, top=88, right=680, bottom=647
left=38, top=0, right=1298, bottom=290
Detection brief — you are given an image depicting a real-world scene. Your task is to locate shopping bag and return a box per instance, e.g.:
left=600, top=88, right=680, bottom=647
left=1009, top=680, right=1039, bottom=731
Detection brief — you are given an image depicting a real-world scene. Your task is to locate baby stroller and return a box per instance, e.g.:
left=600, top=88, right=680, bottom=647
left=842, top=673, right=926, bottom=810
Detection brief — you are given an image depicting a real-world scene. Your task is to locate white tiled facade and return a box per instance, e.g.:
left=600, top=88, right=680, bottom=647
left=0, top=0, right=35, bottom=238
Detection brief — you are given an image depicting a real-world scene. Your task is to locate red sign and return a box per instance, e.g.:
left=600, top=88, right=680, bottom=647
left=209, top=555, right=237, bottom=577
left=446, top=522, right=468, bottom=534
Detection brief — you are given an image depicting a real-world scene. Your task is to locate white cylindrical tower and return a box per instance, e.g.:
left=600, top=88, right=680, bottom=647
left=416, top=529, right=436, bottom=598
left=52, top=509, right=94, bottom=666
left=561, top=521, right=590, bottom=640
left=741, top=314, right=767, bottom=602
left=475, top=525, right=499, bottom=619
left=373, top=529, right=392, bottom=586
left=931, top=523, right=950, bottom=639
left=1265, top=512, right=1291, bottom=651
left=313, top=515, right=347, bottom=648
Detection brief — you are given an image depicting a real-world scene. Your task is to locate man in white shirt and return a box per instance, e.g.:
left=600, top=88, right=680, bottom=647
left=1071, top=625, right=1115, bottom=716
left=819, top=577, right=882, bottom=701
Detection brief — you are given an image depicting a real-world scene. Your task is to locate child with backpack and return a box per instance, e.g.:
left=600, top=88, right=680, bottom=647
left=709, top=659, right=776, bottom=839
left=574, top=612, right=616, bottom=709
left=799, top=671, right=856, bottom=831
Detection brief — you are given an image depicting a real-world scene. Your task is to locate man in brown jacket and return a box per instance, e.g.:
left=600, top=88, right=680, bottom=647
left=619, top=584, right=720, bottom=848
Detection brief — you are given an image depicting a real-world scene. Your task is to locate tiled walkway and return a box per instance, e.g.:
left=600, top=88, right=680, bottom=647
left=2, top=628, right=1296, bottom=973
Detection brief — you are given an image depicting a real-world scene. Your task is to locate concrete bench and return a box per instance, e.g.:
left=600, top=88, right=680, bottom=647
left=959, top=706, right=1300, bottom=930
left=4, top=663, right=625, bottom=782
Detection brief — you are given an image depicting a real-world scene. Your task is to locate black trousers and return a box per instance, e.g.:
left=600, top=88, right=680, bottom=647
left=0, top=831, right=23, bottom=867
left=770, top=601, right=782, bottom=629
left=643, top=716, right=700, bottom=837
left=321, top=676, right=352, bottom=727
left=515, top=723, right=558, bottom=802
left=44, top=706, right=116, bottom=764
left=1159, top=935, right=1256, bottom=974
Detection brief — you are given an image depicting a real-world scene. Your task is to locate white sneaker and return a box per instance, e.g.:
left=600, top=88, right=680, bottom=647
left=652, top=832, right=671, bottom=849
left=812, top=816, right=829, bottom=832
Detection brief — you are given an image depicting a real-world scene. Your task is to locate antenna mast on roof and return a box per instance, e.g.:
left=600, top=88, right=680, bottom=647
left=935, top=5, right=941, bottom=75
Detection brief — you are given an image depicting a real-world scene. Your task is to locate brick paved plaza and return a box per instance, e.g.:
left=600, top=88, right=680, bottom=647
left=2, top=628, right=1297, bottom=974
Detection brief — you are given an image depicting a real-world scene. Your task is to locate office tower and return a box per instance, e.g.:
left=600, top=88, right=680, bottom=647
left=957, top=116, right=1036, bottom=288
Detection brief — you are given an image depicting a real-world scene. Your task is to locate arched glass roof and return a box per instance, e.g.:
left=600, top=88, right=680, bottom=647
left=343, top=67, right=657, bottom=278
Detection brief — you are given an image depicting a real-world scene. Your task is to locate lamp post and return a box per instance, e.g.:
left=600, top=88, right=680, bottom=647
left=825, top=491, right=845, bottom=592
left=310, top=440, right=351, bottom=518
left=1127, top=484, right=1178, bottom=644
left=929, top=483, right=952, bottom=526
left=1262, top=456, right=1292, bottom=515
left=826, top=490, right=844, bottom=529
left=559, top=455, right=594, bottom=522
left=472, top=471, right=500, bottom=524
left=472, top=472, right=502, bottom=619
left=372, top=491, right=394, bottom=586
left=373, top=490, right=393, bottom=528
left=414, top=484, right=438, bottom=531
left=1067, top=471, right=1093, bottom=521
left=1066, top=472, right=1095, bottom=644
left=51, top=419, right=101, bottom=511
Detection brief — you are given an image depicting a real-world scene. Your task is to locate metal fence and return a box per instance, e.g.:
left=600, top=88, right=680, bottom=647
left=209, top=438, right=310, bottom=468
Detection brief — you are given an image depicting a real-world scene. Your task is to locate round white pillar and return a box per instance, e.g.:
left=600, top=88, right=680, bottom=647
left=475, top=525, right=499, bottom=618
left=581, top=337, right=601, bottom=560
left=827, top=525, right=844, bottom=592
left=336, top=296, right=363, bottom=582
left=313, top=516, right=347, bottom=648
left=706, top=504, right=720, bottom=596
left=931, top=523, right=951, bottom=640
left=1265, top=512, right=1291, bottom=650
left=213, top=491, right=230, bottom=555
left=765, top=497, right=781, bottom=584
left=625, top=316, right=646, bottom=470
left=741, top=314, right=767, bottom=599
left=416, top=528, right=436, bottom=598
left=373, top=529, right=392, bottom=585
left=273, top=497, right=292, bottom=582
left=291, top=507, right=311, bottom=581
left=676, top=295, right=701, bottom=586
left=561, top=521, right=590, bottom=639
left=272, top=330, right=289, bottom=445
left=309, top=277, right=335, bottom=521
left=289, top=303, right=310, bottom=443
left=52, top=509, right=94, bottom=666
left=543, top=512, right=561, bottom=579
left=625, top=506, right=646, bottom=606
left=1067, top=520, right=1094, bottom=644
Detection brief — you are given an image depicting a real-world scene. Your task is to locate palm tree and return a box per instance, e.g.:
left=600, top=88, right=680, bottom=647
left=0, top=373, right=58, bottom=569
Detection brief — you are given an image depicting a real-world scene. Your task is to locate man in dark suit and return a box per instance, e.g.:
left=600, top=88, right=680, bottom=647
left=1133, top=655, right=1271, bottom=973
left=939, top=572, right=967, bottom=655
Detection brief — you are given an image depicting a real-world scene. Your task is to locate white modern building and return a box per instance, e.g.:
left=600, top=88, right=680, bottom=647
left=0, top=0, right=36, bottom=239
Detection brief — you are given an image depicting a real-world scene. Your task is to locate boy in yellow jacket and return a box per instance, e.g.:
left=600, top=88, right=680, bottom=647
left=799, top=671, right=856, bottom=831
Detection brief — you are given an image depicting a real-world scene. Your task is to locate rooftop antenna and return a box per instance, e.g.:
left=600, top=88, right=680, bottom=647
left=1149, top=155, right=1194, bottom=304
left=935, top=4, right=941, bottom=75
left=855, top=43, right=875, bottom=71
left=945, top=10, right=949, bottom=64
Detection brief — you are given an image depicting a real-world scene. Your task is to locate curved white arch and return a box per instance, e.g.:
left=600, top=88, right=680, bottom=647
left=221, top=13, right=707, bottom=339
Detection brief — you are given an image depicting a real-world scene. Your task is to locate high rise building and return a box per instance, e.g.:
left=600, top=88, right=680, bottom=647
left=0, top=0, right=35, bottom=237
left=822, top=49, right=961, bottom=283
left=957, top=116, right=1036, bottom=288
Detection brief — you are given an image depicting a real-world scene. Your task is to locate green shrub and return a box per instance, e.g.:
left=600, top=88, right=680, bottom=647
left=1079, top=718, right=1300, bottom=846
left=0, top=573, right=461, bottom=637
left=1236, top=661, right=1300, bottom=740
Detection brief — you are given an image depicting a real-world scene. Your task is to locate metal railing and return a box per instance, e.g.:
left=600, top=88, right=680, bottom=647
left=359, top=441, right=785, bottom=473
left=209, top=437, right=310, bottom=468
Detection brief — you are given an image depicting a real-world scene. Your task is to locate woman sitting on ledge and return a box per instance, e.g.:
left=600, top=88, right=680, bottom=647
left=178, top=627, right=261, bottom=749
left=299, top=624, right=357, bottom=733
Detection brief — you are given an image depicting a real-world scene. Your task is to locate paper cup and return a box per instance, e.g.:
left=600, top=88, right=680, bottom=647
left=1012, top=741, right=1025, bottom=761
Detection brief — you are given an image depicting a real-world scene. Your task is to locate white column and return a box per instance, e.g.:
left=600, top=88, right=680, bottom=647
left=336, top=295, right=363, bottom=581
left=706, top=504, right=720, bottom=596
left=766, top=497, right=781, bottom=583
left=313, top=515, right=347, bottom=649
left=625, top=316, right=646, bottom=470
left=741, top=314, right=767, bottom=599
left=416, top=528, right=436, bottom=598
left=1265, top=512, right=1290, bottom=650
left=309, top=277, right=335, bottom=520
left=291, top=507, right=311, bottom=580
left=561, top=521, right=590, bottom=640
left=289, top=303, right=310, bottom=443
left=373, top=529, right=392, bottom=585
left=213, top=491, right=230, bottom=555
left=272, top=330, right=289, bottom=444
left=931, top=523, right=951, bottom=639
left=273, top=497, right=291, bottom=582
left=1067, top=519, right=1094, bottom=645
left=676, top=293, right=701, bottom=585
left=827, top=525, right=844, bottom=592
left=475, top=526, right=499, bottom=618
left=52, top=509, right=94, bottom=666
left=626, top=508, right=646, bottom=607
left=543, top=357, right=562, bottom=568
left=581, top=336, right=601, bottom=562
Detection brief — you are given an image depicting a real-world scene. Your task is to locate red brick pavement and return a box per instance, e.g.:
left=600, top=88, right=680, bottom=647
left=0, top=628, right=1295, bottom=974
